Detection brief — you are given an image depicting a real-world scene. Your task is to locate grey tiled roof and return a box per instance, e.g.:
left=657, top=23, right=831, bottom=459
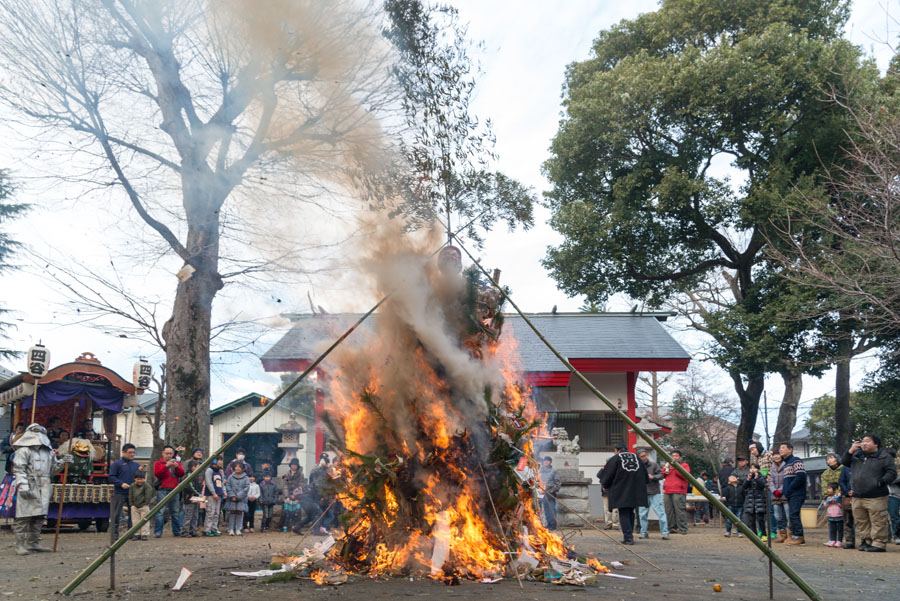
left=504, top=314, right=689, bottom=371
left=262, top=312, right=689, bottom=373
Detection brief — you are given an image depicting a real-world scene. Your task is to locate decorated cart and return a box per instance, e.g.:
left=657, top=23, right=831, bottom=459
left=0, top=352, right=139, bottom=531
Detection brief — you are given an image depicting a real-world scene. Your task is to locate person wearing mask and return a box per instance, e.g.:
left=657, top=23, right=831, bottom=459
left=637, top=449, right=669, bottom=540
left=225, top=448, right=253, bottom=478
left=107, top=443, right=141, bottom=542
left=779, top=442, right=807, bottom=545
left=663, top=450, right=691, bottom=535
left=768, top=452, right=789, bottom=543
left=538, top=456, right=561, bottom=531
left=153, top=445, right=185, bottom=538
left=841, top=434, right=897, bottom=552
left=599, top=442, right=648, bottom=545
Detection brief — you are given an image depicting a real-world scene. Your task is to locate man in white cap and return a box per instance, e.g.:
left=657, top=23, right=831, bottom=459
left=12, top=423, right=70, bottom=555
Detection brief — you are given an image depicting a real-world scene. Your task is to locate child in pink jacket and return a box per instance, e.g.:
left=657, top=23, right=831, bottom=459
left=823, top=483, right=843, bottom=547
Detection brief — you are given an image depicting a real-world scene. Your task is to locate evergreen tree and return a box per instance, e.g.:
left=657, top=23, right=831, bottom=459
left=0, top=169, right=27, bottom=359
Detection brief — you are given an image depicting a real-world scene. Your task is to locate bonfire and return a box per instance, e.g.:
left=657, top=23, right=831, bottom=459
left=305, top=246, right=607, bottom=583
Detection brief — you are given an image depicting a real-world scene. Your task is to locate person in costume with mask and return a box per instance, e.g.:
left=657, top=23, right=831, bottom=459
left=12, top=424, right=71, bottom=555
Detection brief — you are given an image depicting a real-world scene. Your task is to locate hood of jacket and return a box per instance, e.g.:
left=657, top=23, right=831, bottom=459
left=13, top=424, right=52, bottom=449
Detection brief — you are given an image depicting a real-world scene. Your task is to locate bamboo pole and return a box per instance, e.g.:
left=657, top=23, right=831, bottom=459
left=53, top=401, right=80, bottom=552
left=127, top=394, right=138, bottom=445
left=59, top=230, right=481, bottom=595
left=59, top=296, right=389, bottom=595
left=450, top=234, right=824, bottom=601
left=29, top=380, right=39, bottom=423
left=478, top=463, right=523, bottom=588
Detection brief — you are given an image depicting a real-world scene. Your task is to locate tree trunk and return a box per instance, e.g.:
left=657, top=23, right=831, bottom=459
left=162, top=185, right=223, bottom=453
left=732, top=371, right=764, bottom=458
left=773, top=369, right=803, bottom=445
left=834, top=347, right=852, bottom=455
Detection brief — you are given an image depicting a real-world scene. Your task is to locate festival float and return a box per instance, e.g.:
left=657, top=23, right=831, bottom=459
left=0, top=352, right=140, bottom=531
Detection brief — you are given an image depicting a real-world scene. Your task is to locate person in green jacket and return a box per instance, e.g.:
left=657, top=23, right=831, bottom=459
left=128, top=470, right=155, bottom=541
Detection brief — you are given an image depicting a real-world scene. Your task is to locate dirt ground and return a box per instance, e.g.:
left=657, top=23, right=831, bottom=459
left=0, top=521, right=896, bottom=601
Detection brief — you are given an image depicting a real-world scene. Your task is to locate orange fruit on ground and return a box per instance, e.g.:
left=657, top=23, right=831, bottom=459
left=713, top=584, right=723, bottom=592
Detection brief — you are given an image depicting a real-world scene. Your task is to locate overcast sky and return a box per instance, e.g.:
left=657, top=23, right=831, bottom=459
left=1, top=1, right=896, bottom=436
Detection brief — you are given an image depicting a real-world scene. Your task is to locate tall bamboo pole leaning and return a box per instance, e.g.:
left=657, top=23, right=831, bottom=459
left=59, top=296, right=389, bottom=595
left=52, top=401, right=80, bottom=552
left=449, top=234, right=824, bottom=601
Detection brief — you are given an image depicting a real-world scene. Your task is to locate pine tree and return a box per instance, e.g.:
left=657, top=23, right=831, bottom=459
left=0, top=169, right=28, bottom=358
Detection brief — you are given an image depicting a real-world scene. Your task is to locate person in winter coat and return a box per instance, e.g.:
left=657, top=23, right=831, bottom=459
left=203, top=456, right=225, bottom=536
left=769, top=453, right=789, bottom=543
left=741, top=464, right=768, bottom=538
left=128, top=470, right=155, bottom=540
left=637, top=449, right=669, bottom=539
left=721, top=474, right=744, bottom=537
left=11, top=424, right=68, bottom=555
left=281, top=458, right=305, bottom=499
left=258, top=473, right=280, bottom=531
left=731, top=456, right=750, bottom=482
left=888, top=450, right=900, bottom=545
left=153, top=445, right=185, bottom=538
left=181, top=460, right=204, bottom=537
left=293, top=483, right=326, bottom=534
left=244, top=474, right=261, bottom=532
left=841, top=434, right=898, bottom=552
left=838, top=457, right=855, bottom=548
left=662, top=450, right=691, bottom=535
left=823, top=483, right=844, bottom=547
left=749, top=441, right=774, bottom=475
left=539, top=456, right=561, bottom=531
left=717, top=458, right=734, bottom=492
left=224, top=462, right=250, bottom=536
left=224, top=448, right=253, bottom=478
left=779, top=442, right=807, bottom=545
left=598, top=442, right=648, bottom=545
left=107, top=443, right=141, bottom=543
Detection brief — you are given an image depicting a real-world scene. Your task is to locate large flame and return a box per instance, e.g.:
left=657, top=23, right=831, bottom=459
left=312, top=241, right=586, bottom=581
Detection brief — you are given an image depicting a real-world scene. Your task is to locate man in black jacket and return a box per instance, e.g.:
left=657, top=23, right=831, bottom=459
left=717, top=458, right=734, bottom=491
left=599, top=442, right=649, bottom=545
left=842, top=434, right=898, bottom=552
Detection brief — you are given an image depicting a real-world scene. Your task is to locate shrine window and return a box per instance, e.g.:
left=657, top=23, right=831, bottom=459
left=547, top=411, right=625, bottom=452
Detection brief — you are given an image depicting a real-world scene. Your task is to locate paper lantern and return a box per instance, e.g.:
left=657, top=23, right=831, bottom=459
left=132, top=358, right=152, bottom=391
left=27, top=344, right=50, bottom=378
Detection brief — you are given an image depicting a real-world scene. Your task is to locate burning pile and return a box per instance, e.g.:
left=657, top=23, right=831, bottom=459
left=315, top=243, right=597, bottom=582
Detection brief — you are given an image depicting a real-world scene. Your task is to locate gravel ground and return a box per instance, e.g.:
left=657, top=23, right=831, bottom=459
left=0, top=521, right=896, bottom=601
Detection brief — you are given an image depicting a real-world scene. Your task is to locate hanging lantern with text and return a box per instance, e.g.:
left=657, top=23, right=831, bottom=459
left=132, top=359, right=152, bottom=392
left=27, top=344, right=50, bottom=378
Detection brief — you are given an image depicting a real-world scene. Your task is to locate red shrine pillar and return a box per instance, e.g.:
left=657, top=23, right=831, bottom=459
left=314, top=372, right=326, bottom=458
left=626, top=371, right=637, bottom=452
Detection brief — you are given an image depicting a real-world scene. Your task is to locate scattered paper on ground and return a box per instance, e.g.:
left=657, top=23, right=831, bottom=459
left=173, top=567, right=192, bottom=591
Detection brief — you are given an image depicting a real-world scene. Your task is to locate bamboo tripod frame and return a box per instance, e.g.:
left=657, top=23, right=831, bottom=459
left=60, top=237, right=823, bottom=601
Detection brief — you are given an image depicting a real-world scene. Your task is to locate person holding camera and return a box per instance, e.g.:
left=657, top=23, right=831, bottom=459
left=842, top=434, right=897, bottom=552
left=153, top=445, right=185, bottom=538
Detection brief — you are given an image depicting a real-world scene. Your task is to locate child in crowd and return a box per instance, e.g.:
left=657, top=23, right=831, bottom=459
left=282, top=489, right=301, bottom=533
left=721, top=474, right=745, bottom=537
left=823, top=483, right=844, bottom=547
left=181, top=460, right=204, bottom=537
left=224, top=461, right=250, bottom=536
left=128, top=470, right=154, bottom=541
left=741, top=464, right=768, bottom=540
left=259, top=473, right=279, bottom=531
left=203, top=456, right=225, bottom=536
left=244, top=474, right=260, bottom=533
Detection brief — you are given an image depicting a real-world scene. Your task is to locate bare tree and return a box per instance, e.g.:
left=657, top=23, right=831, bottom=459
left=666, top=366, right=742, bottom=472
left=636, top=371, right=674, bottom=420
left=0, top=1, right=401, bottom=451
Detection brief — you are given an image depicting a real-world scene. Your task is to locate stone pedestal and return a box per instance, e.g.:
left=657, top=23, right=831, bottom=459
left=275, top=412, right=306, bottom=479
left=546, top=428, right=589, bottom=527
left=549, top=454, right=591, bottom=527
